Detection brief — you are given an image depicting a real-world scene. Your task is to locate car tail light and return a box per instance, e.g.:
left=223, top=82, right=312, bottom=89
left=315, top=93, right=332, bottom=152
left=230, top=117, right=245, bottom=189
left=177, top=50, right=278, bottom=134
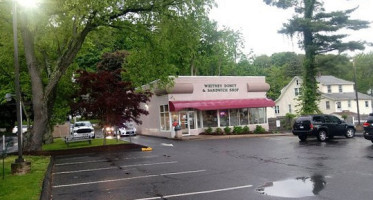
left=310, top=123, right=314, bottom=129
left=363, top=122, right=370, bottom=127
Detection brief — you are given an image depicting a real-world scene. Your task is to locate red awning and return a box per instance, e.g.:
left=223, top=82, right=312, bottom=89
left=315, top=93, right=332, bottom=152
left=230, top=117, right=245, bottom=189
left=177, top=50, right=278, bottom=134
left=169, top=98, right=275, bottom=111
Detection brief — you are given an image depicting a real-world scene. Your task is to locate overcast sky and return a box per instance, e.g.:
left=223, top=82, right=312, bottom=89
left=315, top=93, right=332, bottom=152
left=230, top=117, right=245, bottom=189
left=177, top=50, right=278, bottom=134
left=209, top=0, right=373, bottom=56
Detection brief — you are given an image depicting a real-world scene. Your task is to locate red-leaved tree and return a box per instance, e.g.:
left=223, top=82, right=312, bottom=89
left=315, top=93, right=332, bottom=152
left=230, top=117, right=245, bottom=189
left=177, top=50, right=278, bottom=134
left=71, top=51, right=152, bottom=128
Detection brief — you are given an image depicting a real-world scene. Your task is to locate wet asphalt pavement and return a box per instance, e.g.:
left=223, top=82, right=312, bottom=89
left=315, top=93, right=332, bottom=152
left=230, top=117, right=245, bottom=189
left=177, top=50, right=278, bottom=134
left=50, top=134, right=373, bottom=200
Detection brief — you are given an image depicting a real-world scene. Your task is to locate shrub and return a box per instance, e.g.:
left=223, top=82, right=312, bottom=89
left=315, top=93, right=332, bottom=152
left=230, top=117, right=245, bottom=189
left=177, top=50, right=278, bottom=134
left=254, top=125, right=266, bottom=134
left=224, top=126, right=231, bottom=134
left=215, top=128, right=223, bottom=135
left=242, top=126, right=250, bottom=134
left=233, top=126, right=243, bottom=134
left=341, top=114, right=348, bottom=121
left=205, top=127, right=213, bottom=134
left=285, top=113, right=297, bottom=129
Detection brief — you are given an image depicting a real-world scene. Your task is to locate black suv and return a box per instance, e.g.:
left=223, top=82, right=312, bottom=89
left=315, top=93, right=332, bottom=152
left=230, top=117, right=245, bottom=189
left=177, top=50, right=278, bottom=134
left=363, top=113, right=373, bottom=143
left=292, top=114, right=355, bottom=142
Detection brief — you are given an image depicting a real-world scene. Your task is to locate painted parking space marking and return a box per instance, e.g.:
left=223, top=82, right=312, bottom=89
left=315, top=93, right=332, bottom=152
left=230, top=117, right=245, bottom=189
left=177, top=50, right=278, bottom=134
left=134, top=184, right=253, bottom=200
left=53, top=169, right=206, bottom=188
left=54, top=161, right=178, bottom=175
left=53, top=167, right=117, bottom=175
left=55, top=155, right=159, bottom=166
left=161, top=143, right=174, bottom=147
left=55, top=159, right=107, bottom=166
left=120, top=161, right=178, bottom=168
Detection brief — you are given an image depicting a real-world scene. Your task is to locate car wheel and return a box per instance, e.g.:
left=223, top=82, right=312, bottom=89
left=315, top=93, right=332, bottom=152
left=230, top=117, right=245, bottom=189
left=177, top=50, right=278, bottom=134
left=317, top=130, right=327, bottom=142
left=298, top=135, right=307, bottom=141
left=345, top=128, right=355, bottom=138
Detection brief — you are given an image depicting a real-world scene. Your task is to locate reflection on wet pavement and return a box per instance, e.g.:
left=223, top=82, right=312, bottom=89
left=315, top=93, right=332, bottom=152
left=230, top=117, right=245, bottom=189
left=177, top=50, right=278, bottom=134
left=256, top=175, right=326, bottom=198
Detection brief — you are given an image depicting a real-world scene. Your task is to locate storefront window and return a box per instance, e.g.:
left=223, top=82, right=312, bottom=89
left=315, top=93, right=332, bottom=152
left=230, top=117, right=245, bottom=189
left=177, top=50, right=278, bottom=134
left=240, top=108, right=249, bottom=125
left=219, top=110, right=229, bottom=127
left=249, top=108, right=266, bottom=124
left=171, top=112, right=179, bottom=127
left=202, top=110, right=218, bottom=127
left=160, top=105, right=170, bottom=131
left=230, top=109, right=239, bottom=126
left=197, top=111, right=201, bottom=128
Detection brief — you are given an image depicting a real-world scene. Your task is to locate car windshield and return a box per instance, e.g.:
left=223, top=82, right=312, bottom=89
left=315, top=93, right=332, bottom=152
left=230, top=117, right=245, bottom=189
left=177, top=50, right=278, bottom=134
left=75, top=122, right=91, bottom=127
left=125, top=123, right=134, bottom=128
left=295, top=117, right=311, bottom=123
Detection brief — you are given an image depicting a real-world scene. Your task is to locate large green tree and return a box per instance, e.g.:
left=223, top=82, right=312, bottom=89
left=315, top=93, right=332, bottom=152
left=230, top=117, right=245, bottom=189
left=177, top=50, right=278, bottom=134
left=0, top=0, right=214, bottom=151
left=264, top=0, right=370, bottom=114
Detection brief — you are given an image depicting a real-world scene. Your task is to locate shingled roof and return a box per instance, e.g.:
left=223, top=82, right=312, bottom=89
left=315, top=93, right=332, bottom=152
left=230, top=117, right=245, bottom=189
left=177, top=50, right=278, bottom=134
left=316, top=75, right=354, bottom=85
left=322, top=92, right=373, bottom=100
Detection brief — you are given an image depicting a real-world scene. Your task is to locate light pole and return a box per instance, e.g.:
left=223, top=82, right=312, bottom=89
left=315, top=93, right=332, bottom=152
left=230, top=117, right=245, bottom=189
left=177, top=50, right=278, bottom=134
left=10, top=0, right=31, bottom=175
left=351, top=58, right=361, bottom=125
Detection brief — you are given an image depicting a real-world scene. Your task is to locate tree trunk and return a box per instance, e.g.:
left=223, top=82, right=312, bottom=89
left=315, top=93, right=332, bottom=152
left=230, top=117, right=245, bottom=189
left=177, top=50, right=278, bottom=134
left=301, top=0, right=320, bottom=114
left=20, top=17, right=48, bottom=151
left=20, top=11, right=94, bottom=151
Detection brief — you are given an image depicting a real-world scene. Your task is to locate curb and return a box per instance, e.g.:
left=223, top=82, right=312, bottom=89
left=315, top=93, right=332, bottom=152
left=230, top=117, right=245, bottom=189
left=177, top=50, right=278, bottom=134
left=178, top=133, right=292, bottom=141
left=40, top=156, right=54, bottom=200
left=21, top=143, right=147, bottom=156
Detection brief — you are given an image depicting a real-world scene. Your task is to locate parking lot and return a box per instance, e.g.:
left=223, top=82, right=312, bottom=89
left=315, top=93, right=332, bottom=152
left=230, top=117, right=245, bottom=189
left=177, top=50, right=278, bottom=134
left=51, top=134, right=373, bottom=200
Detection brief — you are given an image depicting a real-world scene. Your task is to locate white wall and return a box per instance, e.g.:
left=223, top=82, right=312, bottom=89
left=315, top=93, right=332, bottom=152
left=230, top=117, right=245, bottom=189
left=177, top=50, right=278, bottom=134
left=319, top=98, right=372, bottom=115
left=319, top=84, right=355, bottom=93
left=275, top=77, right=302, bottom=117
left=138, top=95, right=172, bottom=138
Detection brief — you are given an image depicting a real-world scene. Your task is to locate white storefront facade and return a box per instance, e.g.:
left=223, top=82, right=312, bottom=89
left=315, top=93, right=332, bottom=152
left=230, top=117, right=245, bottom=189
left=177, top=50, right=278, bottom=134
left=138, top=76, right=275, bottom=138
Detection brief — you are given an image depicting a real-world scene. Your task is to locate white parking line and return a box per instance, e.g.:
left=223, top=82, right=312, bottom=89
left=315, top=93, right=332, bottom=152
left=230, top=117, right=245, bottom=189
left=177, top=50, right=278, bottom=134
left=120, top=161, right=178, bottom=168
left=134, top=184, right=253, bottom=200
left=55, top=155, right=159, bottom=166
left=53, top=167, right=117, bottom=175
left=55, top=159, right=107, bottom=166
left=53, top=169, right=206, bottom=188
left=54, top=161, right=178, bottom=175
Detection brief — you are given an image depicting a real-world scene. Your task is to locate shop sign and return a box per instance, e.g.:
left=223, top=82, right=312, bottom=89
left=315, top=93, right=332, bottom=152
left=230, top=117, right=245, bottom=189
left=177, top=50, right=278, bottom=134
left=202, top=84, right=239, bottom=92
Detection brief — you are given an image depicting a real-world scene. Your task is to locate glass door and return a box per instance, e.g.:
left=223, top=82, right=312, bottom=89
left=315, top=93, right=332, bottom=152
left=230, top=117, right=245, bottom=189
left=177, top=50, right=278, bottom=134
left=179, top=112, right=189, bottom=135
left=188, top=112, right=195, bottom=131
left=179, top=111, right=196, bottom=135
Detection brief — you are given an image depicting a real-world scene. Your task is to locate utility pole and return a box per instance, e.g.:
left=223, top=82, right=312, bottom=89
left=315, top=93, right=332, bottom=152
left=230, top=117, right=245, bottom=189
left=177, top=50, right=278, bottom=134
left=11, top=0, right=31, bottom=175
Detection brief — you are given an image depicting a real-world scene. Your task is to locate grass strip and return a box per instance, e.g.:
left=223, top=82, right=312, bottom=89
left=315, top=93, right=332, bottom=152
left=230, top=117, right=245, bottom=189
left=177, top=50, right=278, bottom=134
left=42, top=138, right=128, bottom=151
left=0, top=155, right=50, bottom=200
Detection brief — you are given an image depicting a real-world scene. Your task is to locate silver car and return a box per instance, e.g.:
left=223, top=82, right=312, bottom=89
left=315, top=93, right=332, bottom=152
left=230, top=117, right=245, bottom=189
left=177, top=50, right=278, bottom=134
left=117, top=122, right=136, bottom=136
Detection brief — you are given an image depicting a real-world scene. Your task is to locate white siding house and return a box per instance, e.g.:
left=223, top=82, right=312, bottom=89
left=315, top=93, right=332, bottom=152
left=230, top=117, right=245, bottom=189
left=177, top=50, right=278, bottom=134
left=268, top=75, right=373, bottom=118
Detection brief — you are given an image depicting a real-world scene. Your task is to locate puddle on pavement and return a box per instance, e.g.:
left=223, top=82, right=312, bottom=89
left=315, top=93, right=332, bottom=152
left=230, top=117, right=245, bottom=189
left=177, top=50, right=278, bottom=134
left=256, top=175, right=326, bottom=198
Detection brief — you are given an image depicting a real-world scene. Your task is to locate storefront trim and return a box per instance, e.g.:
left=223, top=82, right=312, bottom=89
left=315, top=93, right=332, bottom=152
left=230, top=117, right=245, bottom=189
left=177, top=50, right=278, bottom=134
left=169, top=98, right=275, bottom=112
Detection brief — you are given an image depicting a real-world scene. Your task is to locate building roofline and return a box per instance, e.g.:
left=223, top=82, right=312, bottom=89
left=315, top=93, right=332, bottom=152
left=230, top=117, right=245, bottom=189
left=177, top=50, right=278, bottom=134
left=275, top=76, right=301, bottom=103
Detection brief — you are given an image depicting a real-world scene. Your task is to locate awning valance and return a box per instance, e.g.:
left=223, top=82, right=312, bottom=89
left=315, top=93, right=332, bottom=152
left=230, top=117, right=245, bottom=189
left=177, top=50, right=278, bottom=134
left=169, top=98, right=275, bottom=111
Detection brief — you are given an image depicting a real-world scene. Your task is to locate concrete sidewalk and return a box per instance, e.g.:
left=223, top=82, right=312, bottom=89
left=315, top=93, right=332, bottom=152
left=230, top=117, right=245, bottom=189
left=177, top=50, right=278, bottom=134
left=178, top=132, right=293, bottom=141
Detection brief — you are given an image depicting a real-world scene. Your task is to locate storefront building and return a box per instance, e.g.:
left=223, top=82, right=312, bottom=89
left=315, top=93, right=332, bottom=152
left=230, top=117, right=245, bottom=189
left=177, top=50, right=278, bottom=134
left=138, top=76, right=275, bottom=138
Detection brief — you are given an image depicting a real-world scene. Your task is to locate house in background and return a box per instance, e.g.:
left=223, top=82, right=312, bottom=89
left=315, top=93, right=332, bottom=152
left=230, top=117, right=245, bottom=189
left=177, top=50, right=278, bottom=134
left=268, top=75, right=373, bottom=122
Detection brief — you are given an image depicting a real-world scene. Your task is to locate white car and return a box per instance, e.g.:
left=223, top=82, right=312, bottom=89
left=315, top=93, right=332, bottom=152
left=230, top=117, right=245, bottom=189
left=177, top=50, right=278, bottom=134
left=71, top=121, right=95, bottom=138
left=117, top=122, right=136, bottom=136
left=12, top=125, right=28, bottom=135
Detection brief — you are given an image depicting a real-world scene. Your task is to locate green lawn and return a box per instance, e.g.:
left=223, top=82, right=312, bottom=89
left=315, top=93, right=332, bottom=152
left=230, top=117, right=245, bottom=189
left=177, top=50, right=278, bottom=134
left=42, top=138, right=128, bottom=151
left=0, top=155, right=50, bottom=200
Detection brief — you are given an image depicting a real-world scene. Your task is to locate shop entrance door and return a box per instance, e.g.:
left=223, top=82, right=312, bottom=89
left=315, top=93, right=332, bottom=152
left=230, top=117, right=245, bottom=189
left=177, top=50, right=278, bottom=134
left=179, top=111, right=195, bottom=135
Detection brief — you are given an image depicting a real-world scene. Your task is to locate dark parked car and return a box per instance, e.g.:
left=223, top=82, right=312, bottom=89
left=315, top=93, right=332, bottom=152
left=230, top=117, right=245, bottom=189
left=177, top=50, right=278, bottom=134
left=363, top=113, right=373, bottom=143
left=292, top=114, right=355, bottom=142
